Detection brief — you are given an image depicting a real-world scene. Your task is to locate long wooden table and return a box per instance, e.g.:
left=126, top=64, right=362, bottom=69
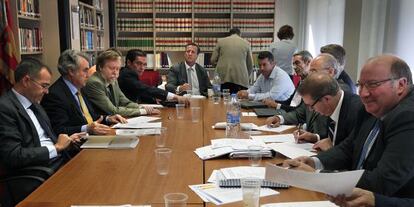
left=18, top=99, right=324, bottom=207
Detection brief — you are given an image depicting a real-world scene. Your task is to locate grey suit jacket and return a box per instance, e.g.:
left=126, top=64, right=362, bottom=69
left=0, top=91, right=53, bottom=170
left=317, top=89, right=414, bottom=197
left=83, top=72, right=142, bottom=117
left=165, top=62, right=211, bottom=96
left=211, top=34, right=253, bottom=88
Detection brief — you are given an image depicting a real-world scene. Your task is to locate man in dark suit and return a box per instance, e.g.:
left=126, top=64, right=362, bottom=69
left=295, top=72, right=362, bottom=151
left=0, top=58, right=84, bottom=202
left=284, top=55, right=414, bottom=198
left=320, top=44, right=356, bottom=94
left=41, top=50, right=126, bottom=136
left=166, top=43, right=211, bottom=96
left=119, top=49, right=188, bottom=104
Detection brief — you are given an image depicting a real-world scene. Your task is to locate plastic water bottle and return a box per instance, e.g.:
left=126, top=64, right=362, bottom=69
left=226, top=94, right=241, bottom=138
left=212, top=72, right=221, bottom=104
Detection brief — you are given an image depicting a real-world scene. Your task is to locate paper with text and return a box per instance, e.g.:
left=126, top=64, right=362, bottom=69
left=251, top=134, right=295, bottom=143
left=254, top=125, right=296, bottom=133
left=265, top=163, right=364, bottom=196
left=267, top=143, right=316, bottom=159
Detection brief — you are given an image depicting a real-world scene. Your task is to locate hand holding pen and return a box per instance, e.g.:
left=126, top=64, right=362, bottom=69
left=293, top=124, right=319, bottom=143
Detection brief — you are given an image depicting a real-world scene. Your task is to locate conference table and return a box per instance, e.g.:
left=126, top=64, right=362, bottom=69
left=17, top=99, right=325, bottom=207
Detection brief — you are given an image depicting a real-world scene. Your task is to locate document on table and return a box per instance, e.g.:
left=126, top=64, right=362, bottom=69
left=261, top=201, right=338, bottom=207
left=194, top=145, right=234, bottom=160
left=72, top=205, right=150, bottom=207
left=113, top=122, right=162, bottom=129
left=211, top=138, right=267, bottom=150
left=213, top=122, right=258, bottom=130
left=265, top=163, right=364, bottom=196
left=112, top=116, right=161, bottom=128
left=189, top=183, right=278, bottom=205
left=267, top=142, right=316, bottom=159
left=116, top=128, right=161, bottom=136
left=140, top=104, right=164, bottom=108
left=242, top=112, right=257, bottom=117
left=251, top=134, right=295, bottom=143
left=80, top=136, right=139, bottom=149
left=253, top=125, right=296, bottom=133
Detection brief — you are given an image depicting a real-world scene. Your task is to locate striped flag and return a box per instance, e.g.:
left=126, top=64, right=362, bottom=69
left=0, top=0, right=19, bottom=88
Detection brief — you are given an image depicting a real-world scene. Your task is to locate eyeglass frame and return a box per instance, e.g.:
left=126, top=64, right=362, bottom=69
left=355, top=78, right=394, bottom=90
left=29, top=77, right=50, bottom=90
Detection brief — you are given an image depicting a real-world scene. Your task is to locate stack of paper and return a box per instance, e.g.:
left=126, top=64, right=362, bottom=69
left=189, top=183, right=278, bottom=205
left=253, top=125, right=296, bottom=133
left=116, top=128, right=161, bottom=136
left=267, top=142, right=316, bottom=159
left=112, top=116, right=161, bottom=129
left=194, top=138, right=272, bottom=160
left=251, top=134, right=296, bottom=143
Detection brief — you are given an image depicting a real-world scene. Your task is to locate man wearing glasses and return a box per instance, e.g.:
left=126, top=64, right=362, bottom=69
left=283, top=55, right=414, bottom=198
left=0, top=58, right=85, bottom=204
left=266, top=53, right=353, bottom=144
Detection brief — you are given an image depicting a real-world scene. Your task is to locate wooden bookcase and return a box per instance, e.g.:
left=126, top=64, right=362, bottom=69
left=113, top=0, right=276, bottom=70
left=9, top=0, right=61, bottom=81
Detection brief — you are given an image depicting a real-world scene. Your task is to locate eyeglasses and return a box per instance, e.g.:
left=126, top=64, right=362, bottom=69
left=356, top=78, right=393, bottom=90
left=308, top=95, right=323, bottom=110
left=30, top=78, right=50, bottom=90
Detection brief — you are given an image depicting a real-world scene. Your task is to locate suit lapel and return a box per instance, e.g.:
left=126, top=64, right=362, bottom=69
left=180, top=63, right=188, bottom=83
left=336, top=92, right=350, bottom=144
left=8, top=91, right=42, bottom=146
left=58, top=78, right=86, bottom=122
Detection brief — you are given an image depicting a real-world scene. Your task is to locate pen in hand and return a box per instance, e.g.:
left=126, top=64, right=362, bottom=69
left=294, top=124, right=303, bottom=143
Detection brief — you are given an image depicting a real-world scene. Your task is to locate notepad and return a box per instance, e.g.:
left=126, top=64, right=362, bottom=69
left=80, top=136, right=139, bottom=149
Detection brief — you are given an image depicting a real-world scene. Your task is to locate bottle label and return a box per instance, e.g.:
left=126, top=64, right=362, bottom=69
left=226, top=113, right=240, bottom=124
left=213, top=84, right=221, bottom=93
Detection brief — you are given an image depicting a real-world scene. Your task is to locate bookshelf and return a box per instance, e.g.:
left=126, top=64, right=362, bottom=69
left=9, top=0, right=61, bottom=81
left=113, top=0, right=276, bottom=70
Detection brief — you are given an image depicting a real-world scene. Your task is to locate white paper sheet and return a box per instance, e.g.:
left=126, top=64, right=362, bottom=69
left=80, top=136, right=139, bottom=149
left=242, top=112, right=257, bottom=117
left=261, top=201, right=338, bottom=207
left=116, top=129, right=161, bottom=136
left=211, top=138, right=267, bottom=150
left=113, top=122, right=162, bottom=129
left=219, top=166, right=266, bottom=179
left=251, top=134, right=296, bottom=143
left=254, top=125, right=296, bottom=133
left=213, top=122, right=258, bottom=130
left=112, top=116, right=161, bottom=128
left=189, top=183, right=278, bottom=205
left=265, top=163, right=364, bottom=196
left=267, top=143, right=316, bottom=159
left=140, top=104, right=164, bottom=108
left=194, top=145, right=234, bottom=160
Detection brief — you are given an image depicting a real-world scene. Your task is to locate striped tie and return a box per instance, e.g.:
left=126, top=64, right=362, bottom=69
left=77, top=91, right=93, bottom=124
left=327, top=118, right=336, bottom=141
left=356, top=120, right=381, bottom=169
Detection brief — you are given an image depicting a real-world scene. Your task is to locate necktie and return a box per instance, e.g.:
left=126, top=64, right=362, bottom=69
left=107, top=84, right=116, bottom=105
left=356, top=120, right=381, bottom=169
left=29, top=104, right=56, bottom=142
left=187, top=68, right=193, bottom=89
left=77, top=91, right=93, bottom=124
left=327, top=118, right=336, bottom=142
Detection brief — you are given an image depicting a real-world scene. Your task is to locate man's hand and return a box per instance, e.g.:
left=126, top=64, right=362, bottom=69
left=313, top=138, right=333, bottom=151
left=283, top=156, right=316, bottom=170
left=293, top=130, right=318, bottom=143
left=327, top=188, right=375, bottom=207
left=87, top=116, right=112, bottom=135
left=237, top=90, right=249, bottom=99
left=262, top=98, right=278, bottom=108
left=179, top=83, right=191, bottom=93
left=54, top=134, right=74, bottom=152
left=265, top=116, right=281, bottom=127
left=175, top=95, right=190, bottom=106
left=144, top=106, right=161, bottom=115
left=107, top=114, right=127, bottom=124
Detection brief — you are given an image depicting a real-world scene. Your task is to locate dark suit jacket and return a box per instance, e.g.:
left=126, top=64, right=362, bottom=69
left=165, top=62, right=211, bottom=96
left=0, top=90, right=57, bottom=170
left=41, top=77, right=103, bottom=135
left=118, top=67, right=168, bottom=104
left=338, top=70, right=356, bottom=94
left=376, top=194, right=414, bottom=207
left=317, top=89, right=414, bottom=197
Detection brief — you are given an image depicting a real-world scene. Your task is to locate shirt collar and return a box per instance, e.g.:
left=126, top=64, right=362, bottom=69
left=268, top=65, right=280, bottom=79
left=12, top=88, right=33, bottom=109
left=330, top=90, right=344, bottom=122
left=63, top=78, right=79, bottom=95
left=185, top=62, right=195, bottom=70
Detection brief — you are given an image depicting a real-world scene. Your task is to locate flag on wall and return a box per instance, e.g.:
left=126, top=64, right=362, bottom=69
left=0, top=0, right=19, bottom=87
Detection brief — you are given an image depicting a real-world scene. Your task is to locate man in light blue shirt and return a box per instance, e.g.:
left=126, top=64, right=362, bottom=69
left=237, top=51, right=295, bottom=101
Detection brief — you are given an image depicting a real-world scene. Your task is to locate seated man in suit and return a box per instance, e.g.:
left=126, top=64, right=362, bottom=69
left=119, top=49, right=189, bottom=105
left=41, top=49, right=127, bottom=136
left=266, top=53, right=353, bottom=142
left=320, top=44, right=356, bottom=94
left=262, top=50, right=313, bottom=111
left=0, top=58, right=84, bottom=202
left=294, top=72, right=362, bottom=151
left=165, top=43, right=211, bottom=96
left=283, top=55, right=414, bottom=197
left=83, top=48, right=160, bottom=117
left=237, top=51, right=295, bottom=102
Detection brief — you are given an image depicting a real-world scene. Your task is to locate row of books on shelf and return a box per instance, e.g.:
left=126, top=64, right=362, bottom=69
left=155, top=0, right=192, bottom=12
left=115, top=0, right=152, bottom=13
left=18, top=0, right=40, bottom=17
left=80, top=6, right=95, bottom=28
left=80, top=30, right=94, bottom=51
left=95, top=0, right=104, bottom=11
left=96, top=34, right=104, bottom=51
left=18, top=27, right=42, bottom=53
left=117, top=38, right=154, bottom=51
left=194, top=0, right=230, bottom=12
left=96, top=13, right=104, bottom=30
left=117, top=18, right=153, bottom=31
left=155, top=18, right=192, bottom=31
